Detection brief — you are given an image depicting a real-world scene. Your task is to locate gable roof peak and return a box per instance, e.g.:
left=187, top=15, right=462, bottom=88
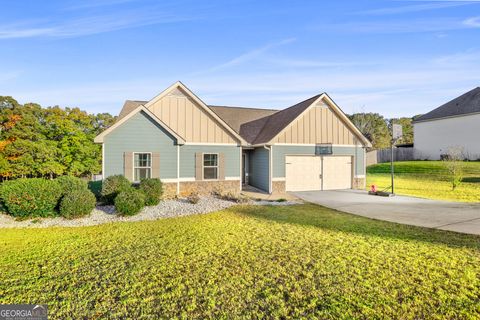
left=242, top=93, right=324, bottom=144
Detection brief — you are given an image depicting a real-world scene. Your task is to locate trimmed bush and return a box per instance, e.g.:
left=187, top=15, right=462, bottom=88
left=0, top=178, right=62, bottom=218
left=186, top=192, right=200, bottom=204
left=139, top=178, right=163, bottom=206
left=114, top=188, right=145, bottom=216
left=101, top=175, right=131, bottom=204
left=59, top=189, right=96, bottom=219
left=88, top=180, right=102, bottom=200
left=56, top=175, right=88, bottom=196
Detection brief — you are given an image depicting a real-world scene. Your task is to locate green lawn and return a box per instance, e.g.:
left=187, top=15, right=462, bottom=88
left=367, top=161, right=480, bottom=202
left=1, top=204, right=480, bottom=319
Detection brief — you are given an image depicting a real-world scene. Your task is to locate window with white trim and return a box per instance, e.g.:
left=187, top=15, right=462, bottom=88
left=203, top=153, right=218, bottom=180
left=134, top=153, right=151, bottom=182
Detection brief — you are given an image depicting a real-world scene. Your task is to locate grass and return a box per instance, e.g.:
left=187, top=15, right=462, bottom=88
left=1, top=204, right=480, bottom=319
left=367, top=161, right=480, bottom=202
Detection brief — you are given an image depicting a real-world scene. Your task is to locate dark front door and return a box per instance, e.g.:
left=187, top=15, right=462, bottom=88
left=242, top=153, right=246, bottom=184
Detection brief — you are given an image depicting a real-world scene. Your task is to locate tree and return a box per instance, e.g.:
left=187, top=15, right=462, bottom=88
left=0, top=96, right=115, bottom=179
left=443, top=146, right=464, bottom=191
left=0, top=97, right=23, bottom=178
left=390, top=117, right=414, bottom=145
left=348, top=113, right=391, bottom=149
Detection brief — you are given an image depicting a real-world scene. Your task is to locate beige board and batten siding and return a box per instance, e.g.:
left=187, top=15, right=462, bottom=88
left=148, top=88, right=237, bottom=144
left=273, top=102, right=356, bottom=145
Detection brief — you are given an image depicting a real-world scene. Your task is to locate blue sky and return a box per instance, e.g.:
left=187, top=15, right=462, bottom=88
left=1, top=0, right=480, bottom=117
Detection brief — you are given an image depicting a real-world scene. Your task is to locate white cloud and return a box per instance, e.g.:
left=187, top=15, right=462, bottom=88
left=433, top=49, right=480, bottom=65
left=264, top=58, right=374, bottom=68
left=0, top=8, right=196, bottom=39
left=204, top=38, right=296, bottom=72
left=64, top=0, right=139, bottom=10
left=323, top=18, right=462, bottom=34
left=0, top=70, right=22, bottom=83
left=317, top=15, right=480, bottom=34
left=356, top=2, right=472, bottom=15
left=463, top=16, right=480, bottom=27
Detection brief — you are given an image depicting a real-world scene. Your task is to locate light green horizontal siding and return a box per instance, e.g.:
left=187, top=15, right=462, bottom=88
left=272, top=145, right=365, bottom=178
left=104, top=111, right=178, bottom=179
left=179, top=145, right=240, bottom=178
left=248, top=147, right=270, bottom=192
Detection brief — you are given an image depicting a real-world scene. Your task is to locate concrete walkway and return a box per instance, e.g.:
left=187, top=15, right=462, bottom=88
left=294, top=190, right=480, bottom=235
left=242, top=185, right=298, bottom=201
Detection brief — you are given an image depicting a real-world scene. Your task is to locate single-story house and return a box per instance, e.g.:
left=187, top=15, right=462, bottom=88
left=94, top=81, right=371, bottom=197
left=413, top=87, right=480, bottom=160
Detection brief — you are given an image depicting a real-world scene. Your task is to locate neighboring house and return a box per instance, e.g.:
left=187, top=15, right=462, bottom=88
left=94, top=81, right=371, bottom=197
left=413, top=87, right=480, bottom=160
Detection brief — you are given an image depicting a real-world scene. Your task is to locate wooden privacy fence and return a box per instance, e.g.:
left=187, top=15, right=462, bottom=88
left=366, top=148, right=415, bottom=166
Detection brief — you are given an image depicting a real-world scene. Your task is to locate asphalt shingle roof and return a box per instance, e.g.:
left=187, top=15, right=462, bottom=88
left=115, top=94, right=330, bottom=145
left=208, top=105, right=278, bottom=134
left=415, top=87, right=480, bottom=122
left=117, top=100, right=146, bottom=120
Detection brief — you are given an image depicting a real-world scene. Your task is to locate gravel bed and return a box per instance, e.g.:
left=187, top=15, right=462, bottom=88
left=0, top=197, right=301, bottom=228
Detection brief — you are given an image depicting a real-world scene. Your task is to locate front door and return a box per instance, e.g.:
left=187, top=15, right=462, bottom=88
left=242, top=153, right=247, bottom=184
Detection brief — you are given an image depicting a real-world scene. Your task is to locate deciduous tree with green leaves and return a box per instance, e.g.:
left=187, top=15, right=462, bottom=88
left=348, top=113, right=391, bottom=149
left=0, top=96, right=116, bottom=179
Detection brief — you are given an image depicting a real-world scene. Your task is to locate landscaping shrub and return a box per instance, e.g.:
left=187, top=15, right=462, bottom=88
left=88, top=180, right=102, bottom=200
left=139, top=178, right=163, bottom=206
left=101, top=175, right=131, bottom=204
left=114, top=187, right=145, bottom=216
left=59, top=189, right=96, bottom=219
left=186, top=192, right=200, bottom=204
left=214, top=190, right=249, bottom=203
left=0, top=178, right=62, bottom=218
left=56, top=175, right=88, bottom=196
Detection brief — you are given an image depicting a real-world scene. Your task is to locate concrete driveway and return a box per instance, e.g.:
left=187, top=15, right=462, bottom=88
left=294, top=190, right=480, bottom=235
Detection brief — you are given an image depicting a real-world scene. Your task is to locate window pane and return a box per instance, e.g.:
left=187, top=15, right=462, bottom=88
left=134, top=154, right=140, bottom=167
left=135, top=153, right=151, bottom=167
left=204, top=167, right=217, bottom=180
left=145, top=154, right=151, bottom=167
left=203, top=154, right=218, bottom=166
left=135, top=168, right=151, bottom=181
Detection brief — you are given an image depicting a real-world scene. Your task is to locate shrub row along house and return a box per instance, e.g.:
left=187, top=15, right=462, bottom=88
left=95, top=82, right=371, bottom=197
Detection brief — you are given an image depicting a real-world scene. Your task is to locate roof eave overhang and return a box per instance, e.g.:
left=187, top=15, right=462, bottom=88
left=413, top=111, right=480, bottom=124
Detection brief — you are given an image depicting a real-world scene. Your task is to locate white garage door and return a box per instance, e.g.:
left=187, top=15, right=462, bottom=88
left=322, top=156, right=352, bottom=190
left=285, top=156, right=322, bottom=191
left=285, top=155, right=352, bottom=191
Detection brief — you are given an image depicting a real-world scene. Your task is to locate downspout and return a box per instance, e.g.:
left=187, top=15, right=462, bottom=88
left=263, top=145, right=272, bottom=194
